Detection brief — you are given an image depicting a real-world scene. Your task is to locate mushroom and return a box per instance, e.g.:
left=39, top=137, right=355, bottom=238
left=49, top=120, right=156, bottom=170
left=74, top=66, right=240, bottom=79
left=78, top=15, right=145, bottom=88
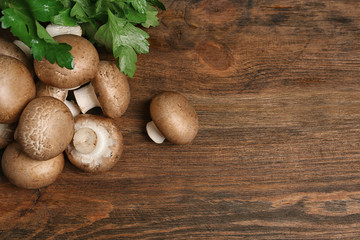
left=73, top=60, right=130, bottom=118
left=15, top=96, right=74, bottom=160
left=0, top=55, right=36, bottom=124
left=66, top=114, right=123, bottom=173
left=146, top=91, right=199, bottom=145
left=1, top=142, right=64, bottom=189
left=35, top=81, right=81, bottom=117
left=12, top=40, right=32, bottom=59
left=46, top=23, right=82, bottom=37
left=0, top=123, right=16, bottom=149
left=36, top=81, right=68, bottom=102
left=34, top=34, right=99, bottom=89
left=0, top=37, right=34, bottom=74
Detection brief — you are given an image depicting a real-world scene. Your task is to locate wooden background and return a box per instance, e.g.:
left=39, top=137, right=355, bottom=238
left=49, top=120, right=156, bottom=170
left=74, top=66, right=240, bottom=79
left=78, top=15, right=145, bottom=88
left=1, top=0, right=360, bottom=238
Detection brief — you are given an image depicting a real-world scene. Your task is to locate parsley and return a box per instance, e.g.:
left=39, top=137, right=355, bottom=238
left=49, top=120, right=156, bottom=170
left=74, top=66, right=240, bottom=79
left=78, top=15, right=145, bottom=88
left=0, top=0, right=165, bottom=77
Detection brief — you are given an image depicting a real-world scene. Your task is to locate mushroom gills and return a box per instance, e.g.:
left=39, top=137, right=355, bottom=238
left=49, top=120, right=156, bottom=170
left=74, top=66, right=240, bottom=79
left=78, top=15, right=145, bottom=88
left=73, top=83, right=101, bottom=113
left=146, top=121, right=166, bottom=144
left=71, top=121, right=114, bottom=166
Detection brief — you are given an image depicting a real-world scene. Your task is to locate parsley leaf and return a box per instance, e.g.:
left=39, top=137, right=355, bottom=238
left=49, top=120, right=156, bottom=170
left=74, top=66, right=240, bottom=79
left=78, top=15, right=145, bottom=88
left=147, top=0, right=166, bottom=10
left=142, top=5, right=159, bottom=28
left=129, top=0, right=147, bottom=14
left=94, top=9, right=149, bottom=77
left=0, top=0, right=165, bottom=77
left=27, top=0, right=63, bottom=22
left=1, top=4, right=74, bottom=69
left=51, top=8, right=78, bottom=26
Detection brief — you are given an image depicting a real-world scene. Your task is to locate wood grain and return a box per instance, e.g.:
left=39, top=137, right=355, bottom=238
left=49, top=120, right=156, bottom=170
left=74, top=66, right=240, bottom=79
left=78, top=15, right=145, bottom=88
left=1, top=0, right=360, bottom=238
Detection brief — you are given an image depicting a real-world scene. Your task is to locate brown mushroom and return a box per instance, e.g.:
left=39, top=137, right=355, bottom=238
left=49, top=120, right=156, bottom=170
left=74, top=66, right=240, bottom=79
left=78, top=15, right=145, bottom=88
left=0, top=37, right=34, bottom=74
left=66, top=114, right=123, bottom=173
left=0, top=55, right=36, bottom=124
left=1, top=142, right=64, bottom=189
left=73, top=60, right=130, bottom=118
left=14, top=96, right=74, bottom=160
left=34, top=34, right=99, bottom=89
left=35, top=81, right=81, bottom=117
left=146, top=91, right=199, bottom=145
left=36, top=81, right=68, bottom=101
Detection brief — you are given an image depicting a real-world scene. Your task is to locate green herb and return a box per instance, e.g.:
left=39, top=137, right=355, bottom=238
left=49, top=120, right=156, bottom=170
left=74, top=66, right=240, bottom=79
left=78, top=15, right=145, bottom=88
left=0, top=0, right=165, bottom=77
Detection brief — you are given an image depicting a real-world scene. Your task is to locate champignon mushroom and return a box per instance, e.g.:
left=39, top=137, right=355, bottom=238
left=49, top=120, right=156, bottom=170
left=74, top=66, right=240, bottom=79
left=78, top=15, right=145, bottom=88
left=34, top=34, right=99, bottom=89
left=1, top=143, right=64, bottom=189
left=35, top=81, right=81, bottom=117
left=36, top=81, right=68, bottom=101
left=0, top=55, right=36, bottom=124
left=15, top=96, right=74, bottom=160
left=66, top=114, right=123, bottom=173
left=0, top=37, right=34, bottom=74
left=46, top=23, right=82, bottom=37
left=146, top=91, right=199, bottom=145
left=0, top=123, right=16, bottom=149
left=73, top=61, right=130, bottom=118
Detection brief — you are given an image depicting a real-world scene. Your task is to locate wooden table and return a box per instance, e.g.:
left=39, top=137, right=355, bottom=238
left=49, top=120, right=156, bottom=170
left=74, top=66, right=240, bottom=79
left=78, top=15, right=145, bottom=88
left=1, top=0, right=360, bottom=238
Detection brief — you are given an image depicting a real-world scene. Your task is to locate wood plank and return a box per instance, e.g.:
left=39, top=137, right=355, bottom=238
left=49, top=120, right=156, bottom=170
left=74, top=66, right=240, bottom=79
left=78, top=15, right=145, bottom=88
left=1, top=0, right=360, bottom=238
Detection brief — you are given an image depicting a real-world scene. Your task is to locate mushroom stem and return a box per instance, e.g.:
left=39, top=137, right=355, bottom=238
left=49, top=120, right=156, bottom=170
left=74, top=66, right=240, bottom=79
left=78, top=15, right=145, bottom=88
left=73, top=83, right=101, bottom=113
left=146, top=121, right=166, bottom=144
left=73, top=127, right=98, bottom=154
left=46, top=24, right=82, bottom=37
left=13, top=40, right=32, bottom=59
left=64, top=100, right=81, bottom=117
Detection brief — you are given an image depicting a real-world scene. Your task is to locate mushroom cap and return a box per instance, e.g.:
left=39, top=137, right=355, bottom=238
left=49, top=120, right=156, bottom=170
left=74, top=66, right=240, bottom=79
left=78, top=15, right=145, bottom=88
left=15, top=96, right=74, bottom=160
left=92, top=61, right=130, bottom=118
left=1, top=143, right=64, bottom=189
left=66, top=114, right=123, bottom=173
left=0, top=55, right=36, bottom=124
left=36, top=81, right=68, bottom=101
left=0, top=37, right=34, bottom=74
left=150, top=91, right=199, bottom=145
left=34, top=34, right=100, bottom=89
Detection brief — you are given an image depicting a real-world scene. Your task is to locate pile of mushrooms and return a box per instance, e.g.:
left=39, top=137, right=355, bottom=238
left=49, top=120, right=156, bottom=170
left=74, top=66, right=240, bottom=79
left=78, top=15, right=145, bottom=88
left=0, top=24, right=199, bottom=190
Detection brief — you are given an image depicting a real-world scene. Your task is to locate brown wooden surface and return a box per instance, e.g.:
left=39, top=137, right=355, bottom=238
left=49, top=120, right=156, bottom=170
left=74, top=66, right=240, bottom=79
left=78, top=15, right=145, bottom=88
left=1, top=0, right=360, bottom=239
